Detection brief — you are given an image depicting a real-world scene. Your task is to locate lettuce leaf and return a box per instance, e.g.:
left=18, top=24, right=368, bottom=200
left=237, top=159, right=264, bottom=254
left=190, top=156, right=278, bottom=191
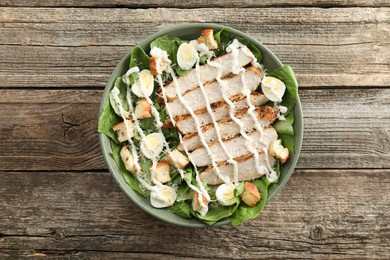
left=267, top=65, right=298, bottom=153
left=110, top=142, right=147, bottom=197
left=273, top=111, right=295, bottom=152
left=98, top=99, right=121, bottom=143
left=129, top=46, right=150, bottom=84
left=267, top=65, right=298, bottom=115
left=109, top=77, right=129, bottom=117
left=273, top=110, right=294, bottom=136
left=169, top=201, right=192, bottom=219
left=214, top=27, right=231, bottom=56
left=231, top=177, right=270, bottom=226
left=150, top=35, right=190, bottom=76
left=150, top=35, right=181, bottom=58
left=192, top=199, right=241, bottom=226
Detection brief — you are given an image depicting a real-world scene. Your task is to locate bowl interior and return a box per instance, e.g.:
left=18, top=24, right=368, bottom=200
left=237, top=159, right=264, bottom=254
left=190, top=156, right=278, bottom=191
left=99, top=23, right=303, bottom=227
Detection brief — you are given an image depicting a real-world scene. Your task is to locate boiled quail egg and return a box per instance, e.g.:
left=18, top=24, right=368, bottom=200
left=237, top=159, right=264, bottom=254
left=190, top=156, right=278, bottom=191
left=140, top=133, right=165, bottom=159
left=261, top=76, right=286, bottom=102
left=216, top=183, right=236, bottom=206
left=150, top=184, right=177, bottom=208
left=132, top=69, right=154, bottom=98
left=177, top=42, right=198, bottom=70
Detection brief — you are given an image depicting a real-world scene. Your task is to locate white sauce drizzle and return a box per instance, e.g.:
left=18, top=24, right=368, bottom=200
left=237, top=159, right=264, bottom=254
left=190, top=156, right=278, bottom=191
left=110, top=85, right=152, bottom=190
left=157, top=73, right=210, bottom=216
left=168, top=68, right=230, bottom=185
left=207, top=60, right=268, bottom=179
left=120, top=67, right=166, bottom=188
left=193, top=58, right=238, bottom=185
left=227, top=39, right=278, bottom=183
left=275, top=103, right=288, bottom=121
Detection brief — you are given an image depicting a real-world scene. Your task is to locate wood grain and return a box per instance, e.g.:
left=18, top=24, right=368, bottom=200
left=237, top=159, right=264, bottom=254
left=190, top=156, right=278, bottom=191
left=0, top=88, right=389, bottom=171
left=0, top=169, right=389, bottom=259
left=2, top=0, right=389, bottom=7
left=0, top=8, right=388, bottom=88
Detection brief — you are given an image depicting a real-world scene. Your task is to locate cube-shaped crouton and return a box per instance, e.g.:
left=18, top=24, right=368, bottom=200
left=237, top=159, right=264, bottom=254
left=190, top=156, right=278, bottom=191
left=269, top=139, right=289, bottom=164
left=198, top=28, right=218, bottom=50
left=120, top=146, right=136, bottom=174
left=242, top=182, right=261, bottom=207
left=166, top=149, right=189, bottom=169
left=151, top=161, right=171, bottom=184
left=150, top=56, right=170, bottom=75
left=192, top=192, right=209, bottom=212
left=134, top=99, right=152, bottom=119
left=112, top=120, right=134, bottom=143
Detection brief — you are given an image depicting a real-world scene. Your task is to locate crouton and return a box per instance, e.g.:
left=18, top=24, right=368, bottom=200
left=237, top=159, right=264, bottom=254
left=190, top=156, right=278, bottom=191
left=269, top=139, right=289, bottom=164
left=150, top=56, right=170, bottom=75
left=198, top=28, right=218, bottom=50
left=242, top=182, right=261, bottom=207
left=112, top=120, right=134, bottom=143
left=120, top=146, right=136, bottom=174
left=166, top=149, right=189, bottom=169
left=151, top=161, right=171, bottom=184
left=192, top=192, right=209, bottom=212
left=134, top=99, right=152, bottom=119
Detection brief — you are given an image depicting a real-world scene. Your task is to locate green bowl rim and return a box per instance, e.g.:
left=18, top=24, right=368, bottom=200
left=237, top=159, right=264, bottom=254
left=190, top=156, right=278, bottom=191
left=98, top=23, right=303, bottom=227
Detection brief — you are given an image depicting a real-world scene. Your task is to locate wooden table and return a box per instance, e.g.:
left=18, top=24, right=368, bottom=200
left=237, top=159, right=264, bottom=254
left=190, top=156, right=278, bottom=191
left=1, top=1, right=389, bottom=259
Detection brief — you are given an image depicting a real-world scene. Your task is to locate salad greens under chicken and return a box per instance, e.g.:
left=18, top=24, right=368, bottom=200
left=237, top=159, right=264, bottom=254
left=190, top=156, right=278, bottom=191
left=98, top=27, right=298, bottom=226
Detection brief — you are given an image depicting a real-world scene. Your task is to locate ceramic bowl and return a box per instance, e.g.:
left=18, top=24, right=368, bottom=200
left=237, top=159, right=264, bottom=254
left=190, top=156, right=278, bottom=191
left=99, top=23, right=303, bottom=227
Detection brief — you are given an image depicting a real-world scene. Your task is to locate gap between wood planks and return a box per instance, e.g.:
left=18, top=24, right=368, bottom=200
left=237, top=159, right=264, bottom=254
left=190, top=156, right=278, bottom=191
left=0, top=4, right=389, bottom=9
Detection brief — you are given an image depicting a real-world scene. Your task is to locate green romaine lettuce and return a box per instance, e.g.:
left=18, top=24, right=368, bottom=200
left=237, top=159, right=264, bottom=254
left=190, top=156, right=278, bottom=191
left=129, top=46, right=150, bottom=84
left=169, top=201, right=192, bottom=219
left=109, top=77, right=129, bottom=117
left=192, top=199, right=241, bottom=226
left=150, top=35, right=190, bottom=76
left=214, top=27, right=231, bottom=56
left=231, top=177, right=269, bottom=226
left=110, top=141, right=148, bottom=197
left=267, top=65, right=298, bottom=153
left=98, top=99, right=121, bottom=143
left=267, top=65, right=298, bottom=115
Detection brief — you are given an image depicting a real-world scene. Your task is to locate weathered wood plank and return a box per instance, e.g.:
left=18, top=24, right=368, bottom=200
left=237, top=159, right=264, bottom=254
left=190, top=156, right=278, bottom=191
left=2, top=0, right=389, bottom=7
left=0, top=8, right=388, bottom=88
left=0, top=169, right=389, bottom=259
left=0, top=88, right=389, bottom=171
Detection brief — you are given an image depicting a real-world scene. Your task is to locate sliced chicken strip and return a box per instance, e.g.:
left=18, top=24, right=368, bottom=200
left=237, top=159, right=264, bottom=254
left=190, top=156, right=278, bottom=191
left=167, top=66, right=262, bottom=118
left=174, top=92, right=268, bottom=134
left=180, top=106, right=279, bottom=151
left=199, top=153, right=276, bottom=185
left=190, top=127, right=278, bottom=167
left=164, top=48, right=253, bottom=100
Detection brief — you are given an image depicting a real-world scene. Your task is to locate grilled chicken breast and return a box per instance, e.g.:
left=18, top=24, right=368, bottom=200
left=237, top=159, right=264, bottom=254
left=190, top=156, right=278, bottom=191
left=167, top=66, right=262, bottom=118
left=180, top=106, right=279, bottom=151
left=199, top=153, right=276, bottom=185
left=189, top=127, right=278, bottom=167
left=164, top=48, right=253, bottom=100
left=174, top=92, right=268, bottom=134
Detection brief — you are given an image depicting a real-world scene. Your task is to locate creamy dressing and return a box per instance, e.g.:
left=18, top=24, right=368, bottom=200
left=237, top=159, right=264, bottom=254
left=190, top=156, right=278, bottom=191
left=275, top=103, right=288, bottom=121
left=190, top=40, right=214, bottom=60
left=110, top=86, right=151, bottom=190
left=193, top=58, right=238, bottom=186
left=207, top=60, right=268, bottom=180
left=157, top=73, right=210, bottom=215
left=241, top=68, right=277, bottom=182
left=168, top=68, right=230, bottom=185
left=227, top=40, right=278, bottom=183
